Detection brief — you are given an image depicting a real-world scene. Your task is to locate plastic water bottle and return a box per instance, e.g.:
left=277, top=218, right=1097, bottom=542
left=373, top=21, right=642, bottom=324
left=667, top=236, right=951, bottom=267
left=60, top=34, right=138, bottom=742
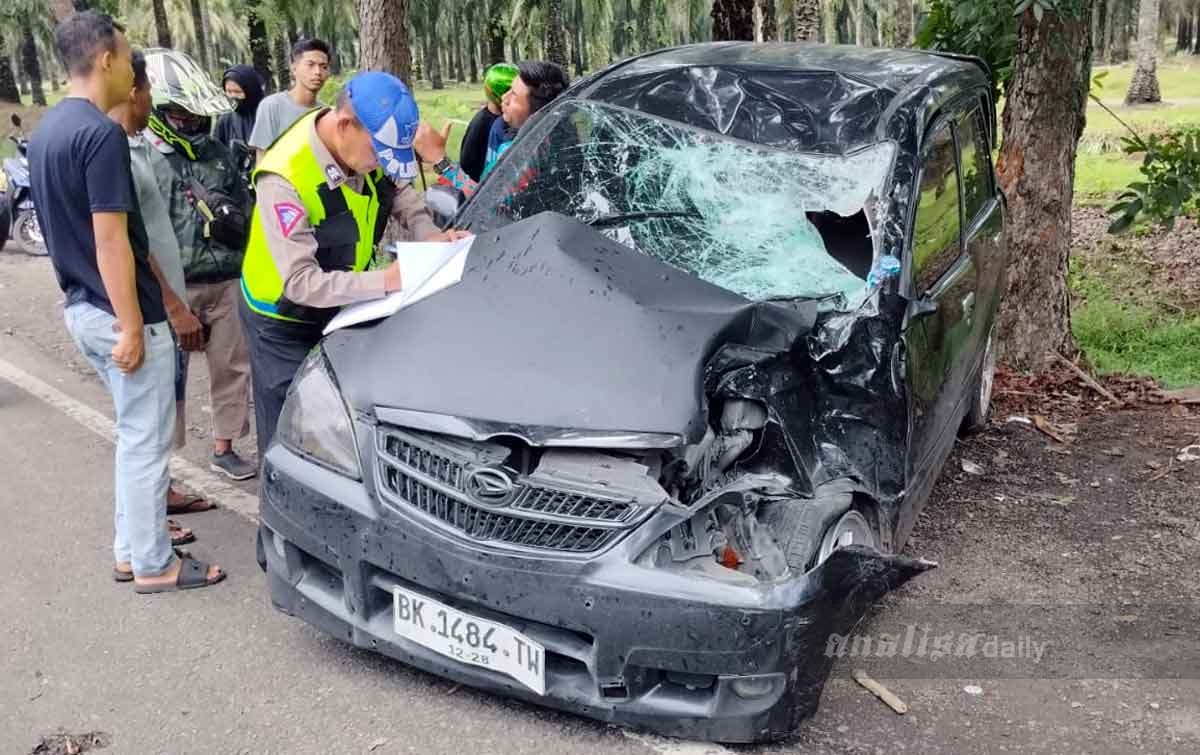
left=867, top=254, right=901, bottom=290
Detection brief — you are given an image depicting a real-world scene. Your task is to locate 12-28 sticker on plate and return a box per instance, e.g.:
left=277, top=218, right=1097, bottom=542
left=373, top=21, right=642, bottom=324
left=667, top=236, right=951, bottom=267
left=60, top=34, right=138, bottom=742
left=392, top=586, right=546, bottom=695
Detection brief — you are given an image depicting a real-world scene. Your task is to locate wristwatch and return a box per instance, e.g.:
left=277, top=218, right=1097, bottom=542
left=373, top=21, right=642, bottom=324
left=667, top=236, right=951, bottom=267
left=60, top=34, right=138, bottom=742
left=433, top=157, right=453, bottom=175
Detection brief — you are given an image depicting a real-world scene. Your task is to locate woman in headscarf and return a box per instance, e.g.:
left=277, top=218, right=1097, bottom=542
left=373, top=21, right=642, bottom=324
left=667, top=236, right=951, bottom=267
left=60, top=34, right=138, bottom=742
left=214, top=65, right=265, bottom=149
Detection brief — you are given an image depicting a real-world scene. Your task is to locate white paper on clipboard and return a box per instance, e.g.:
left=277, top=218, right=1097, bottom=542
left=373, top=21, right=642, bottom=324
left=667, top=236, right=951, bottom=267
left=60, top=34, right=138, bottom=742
left=323, top=235, right=474, bottom=335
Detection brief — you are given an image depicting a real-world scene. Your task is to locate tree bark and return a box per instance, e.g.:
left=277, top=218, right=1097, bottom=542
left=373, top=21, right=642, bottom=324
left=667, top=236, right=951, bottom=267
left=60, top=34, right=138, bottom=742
left=1095, top=0, right=1108, bottom=59
left=20, top=23, right=45, bottom=107
left=712, top=0, right=755, bottom=40
left=896, top=1, right=914, bottom=46
left=824, top=0, right=839, bottom=43
left=761, top=0, right=778, bottom=41
left=638, top=0, right=655, bottom=50
left=357, top=0, right=412, bottom=83
left=1104, top=0, right=1122, bottom=62
left=1125, top=0, right=1162, bottom=103
left=427, top=19, right=445, bottom=90
left=995, top=3, right=1093, bottom=368
left=546, top=0, right=570, bottom=67
left=450, top=9, right=463, bottom=82
left=793, top=0, right=821, bottom=41
left=152, top=0, right=173, bottom=48
left=248, top=0, right=273, bottom=89
left=274, top=35, right=291, bottom=91
left=853, top=0, right=866, bottom=45
left=486, top=0, right=507, bottom=64
left=0, top=54, right=20, bottom=104
left=573, top=0, right=587, bottom=74
left=189, top=0, right=210, bottom=71
left=466, top=8, right=479, bottom=81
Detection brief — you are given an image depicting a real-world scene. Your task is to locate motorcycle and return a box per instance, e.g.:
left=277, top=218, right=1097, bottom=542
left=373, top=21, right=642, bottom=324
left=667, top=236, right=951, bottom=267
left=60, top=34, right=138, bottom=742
left=1, top=113, right=46, bottom=255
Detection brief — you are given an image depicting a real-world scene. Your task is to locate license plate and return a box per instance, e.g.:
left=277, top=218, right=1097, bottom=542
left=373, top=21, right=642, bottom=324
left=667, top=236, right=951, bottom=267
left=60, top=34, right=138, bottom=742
left=392, top=586, right=546, bottom=695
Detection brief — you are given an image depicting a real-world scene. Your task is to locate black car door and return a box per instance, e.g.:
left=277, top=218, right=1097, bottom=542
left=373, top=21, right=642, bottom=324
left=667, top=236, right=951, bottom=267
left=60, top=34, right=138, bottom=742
left=903, top=114, right=976, bottom=500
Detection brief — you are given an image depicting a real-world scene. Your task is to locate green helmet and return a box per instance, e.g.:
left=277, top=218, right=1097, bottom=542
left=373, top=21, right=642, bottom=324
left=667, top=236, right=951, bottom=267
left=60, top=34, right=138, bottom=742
left=144, top=48, right=231, bottom=160
left=484, top=63, right=518, bottom=106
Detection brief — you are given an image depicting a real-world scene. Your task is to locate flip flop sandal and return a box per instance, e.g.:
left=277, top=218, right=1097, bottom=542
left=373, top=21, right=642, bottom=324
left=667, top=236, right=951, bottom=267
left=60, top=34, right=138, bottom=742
left=167, top=493, right=217, bottom=515
left=134, top=556, right=225, bottom=594
left=168, top=520, right=196, bottom=546
left=113, top=547, right=191, bottom=582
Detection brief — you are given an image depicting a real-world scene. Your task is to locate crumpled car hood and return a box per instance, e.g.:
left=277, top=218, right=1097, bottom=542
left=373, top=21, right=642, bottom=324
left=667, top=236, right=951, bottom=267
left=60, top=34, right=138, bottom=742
left=324, top=212, right=817, bottom=440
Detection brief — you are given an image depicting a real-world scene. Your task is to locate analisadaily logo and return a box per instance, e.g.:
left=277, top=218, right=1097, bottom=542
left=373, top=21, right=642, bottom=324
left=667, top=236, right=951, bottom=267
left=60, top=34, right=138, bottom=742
left=825, top=624, right=1050, bottom=664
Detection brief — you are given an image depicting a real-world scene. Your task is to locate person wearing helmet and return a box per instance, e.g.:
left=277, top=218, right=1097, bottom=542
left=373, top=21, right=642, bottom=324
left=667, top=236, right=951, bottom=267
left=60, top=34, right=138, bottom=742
left=239, top=72, right=470, bottom=462
left=458, top=63, right=517, bottom=183
left=143, top=47, right=257, bottom=482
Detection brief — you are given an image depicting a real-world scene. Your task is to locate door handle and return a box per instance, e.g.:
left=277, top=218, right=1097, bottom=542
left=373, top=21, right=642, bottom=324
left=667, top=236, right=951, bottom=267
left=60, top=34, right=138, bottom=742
left=910, top=296, right=938, bottom=319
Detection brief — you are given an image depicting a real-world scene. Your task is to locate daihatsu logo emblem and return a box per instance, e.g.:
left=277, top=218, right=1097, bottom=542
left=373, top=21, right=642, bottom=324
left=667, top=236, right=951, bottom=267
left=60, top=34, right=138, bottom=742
left=465, top=467, right=515, bottom=507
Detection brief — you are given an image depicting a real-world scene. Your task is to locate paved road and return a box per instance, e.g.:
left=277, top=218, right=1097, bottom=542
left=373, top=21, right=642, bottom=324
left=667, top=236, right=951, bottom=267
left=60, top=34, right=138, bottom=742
left=2, top=249, right=1197, bottom=754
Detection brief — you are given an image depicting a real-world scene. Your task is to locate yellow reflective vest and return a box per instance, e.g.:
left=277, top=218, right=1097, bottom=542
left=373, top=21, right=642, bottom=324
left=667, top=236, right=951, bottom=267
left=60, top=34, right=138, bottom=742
left=240, top=110, right=395, bottom=325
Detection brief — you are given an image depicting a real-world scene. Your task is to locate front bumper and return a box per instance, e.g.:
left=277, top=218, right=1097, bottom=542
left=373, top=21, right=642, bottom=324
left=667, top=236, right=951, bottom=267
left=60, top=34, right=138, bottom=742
left=259, top=442, right=925, bottom=743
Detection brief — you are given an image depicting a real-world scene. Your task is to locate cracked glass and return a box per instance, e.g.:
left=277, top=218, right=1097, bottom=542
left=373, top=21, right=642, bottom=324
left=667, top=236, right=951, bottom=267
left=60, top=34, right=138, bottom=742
left=462, top=101, right=897, bottom=301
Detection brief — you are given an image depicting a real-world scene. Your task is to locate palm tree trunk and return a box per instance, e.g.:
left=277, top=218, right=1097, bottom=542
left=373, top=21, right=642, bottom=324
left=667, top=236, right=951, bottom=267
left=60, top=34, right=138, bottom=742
left=896, top=0, right=914, bottom=46
left=573, top=0, right=587, bottom=74
left=823, top=0, right=840, bottom=43
left=189, top=0, right=210, bottom=71
left=487, top=0, right=507, bottom=64
left=712, top=0, right=755, bottom=40
left=0, top=54, right=20, bottom=104
left=466, top=8, right=479, bottom=81
left=248, top=0, right=273, bottom=89
left=853, top=0, right=866, bottom=45
left=21, top=23, right=45, bottom=107
left=152, top=0, right=173, bottom=48
left=793, top=0, right=820, bottom=41
left=1095, top=0, right=1108, bottom=58
left=450, top=9, right=463, bottom=82
left=545, top=0, right=570, bottom=67
left=1125, top=0, right=1162, bottom=103
left=428, top=24, right=445, bottom=90
left=357, top=0, right=412, bottom=82
left=274, top=36, right=291, bottom=91
left=761, top=0, right=778, bottom=40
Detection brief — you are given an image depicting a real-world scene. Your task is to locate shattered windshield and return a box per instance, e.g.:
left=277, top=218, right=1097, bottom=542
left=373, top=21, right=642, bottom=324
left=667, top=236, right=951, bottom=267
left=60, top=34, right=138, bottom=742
left=461, top=100, right=897, bottom=300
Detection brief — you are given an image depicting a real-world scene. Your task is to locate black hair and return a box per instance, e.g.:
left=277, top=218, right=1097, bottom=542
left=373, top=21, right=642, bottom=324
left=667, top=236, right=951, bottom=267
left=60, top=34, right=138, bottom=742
left=131, top=49, right=147, bottom=91
left=291, top=38, right=331, bottom=63
left=54, top=11, right=125, bottom=77
left=517, top=61, right=570, bottom=115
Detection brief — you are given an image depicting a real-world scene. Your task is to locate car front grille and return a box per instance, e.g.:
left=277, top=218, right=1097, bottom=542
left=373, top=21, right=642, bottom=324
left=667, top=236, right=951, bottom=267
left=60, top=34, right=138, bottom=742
left=375, top=427, right=655, bottom=554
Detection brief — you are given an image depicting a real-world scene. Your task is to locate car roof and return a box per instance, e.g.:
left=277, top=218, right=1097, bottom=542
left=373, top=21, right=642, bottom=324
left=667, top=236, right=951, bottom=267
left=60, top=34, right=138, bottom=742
left=570, top=42, right=992, bottom=154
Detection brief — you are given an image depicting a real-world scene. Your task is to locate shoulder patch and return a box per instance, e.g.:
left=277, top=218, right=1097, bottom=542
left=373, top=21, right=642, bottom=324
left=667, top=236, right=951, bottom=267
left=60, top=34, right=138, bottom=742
left=273, top=202, right=305, bottom=237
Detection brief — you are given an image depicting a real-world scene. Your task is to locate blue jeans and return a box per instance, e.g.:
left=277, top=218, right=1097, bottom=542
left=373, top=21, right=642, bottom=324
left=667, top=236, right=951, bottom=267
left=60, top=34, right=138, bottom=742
left=64, top=302, right=176, bottom=576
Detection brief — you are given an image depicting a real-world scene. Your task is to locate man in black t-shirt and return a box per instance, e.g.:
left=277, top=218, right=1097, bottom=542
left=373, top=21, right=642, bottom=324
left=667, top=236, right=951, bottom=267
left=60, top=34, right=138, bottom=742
left=29, top=11, right=223, bottom=593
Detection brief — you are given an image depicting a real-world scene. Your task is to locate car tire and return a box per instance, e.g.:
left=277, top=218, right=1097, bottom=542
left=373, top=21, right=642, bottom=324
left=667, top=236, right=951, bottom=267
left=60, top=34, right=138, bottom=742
left=961, top=328, right=997, bottom=435
left=13, top=209, right=46, bottom=256
left=761, top=493, right=878, bottom=572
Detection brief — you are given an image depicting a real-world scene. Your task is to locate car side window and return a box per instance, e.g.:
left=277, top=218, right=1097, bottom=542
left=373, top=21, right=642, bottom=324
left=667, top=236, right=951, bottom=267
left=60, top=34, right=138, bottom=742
left=912, top=126, right=962, bottom=293
left=956, top=108, right=993, bottom=225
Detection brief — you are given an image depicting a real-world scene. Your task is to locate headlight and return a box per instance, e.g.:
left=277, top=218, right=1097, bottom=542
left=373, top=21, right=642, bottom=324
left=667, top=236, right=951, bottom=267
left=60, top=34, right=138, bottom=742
left=276, top=348, right=362, bottom=479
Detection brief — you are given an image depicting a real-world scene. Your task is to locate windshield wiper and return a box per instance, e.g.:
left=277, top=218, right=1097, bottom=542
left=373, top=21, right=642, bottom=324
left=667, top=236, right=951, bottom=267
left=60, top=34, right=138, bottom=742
left=586, top=210, right=700, bottom=229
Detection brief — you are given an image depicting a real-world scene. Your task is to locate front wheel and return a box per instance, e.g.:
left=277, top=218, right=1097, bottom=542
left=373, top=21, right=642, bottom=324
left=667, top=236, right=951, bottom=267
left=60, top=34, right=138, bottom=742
left=13, top=209, right=46, bottom=256
left=761, top=494, right=880, bottom=573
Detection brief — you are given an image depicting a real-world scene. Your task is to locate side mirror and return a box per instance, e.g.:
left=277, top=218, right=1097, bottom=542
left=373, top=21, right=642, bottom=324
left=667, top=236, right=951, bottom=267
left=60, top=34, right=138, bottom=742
left=10, top=114, right=21, bottom=128
left=424, top=185, right=464, bottom=231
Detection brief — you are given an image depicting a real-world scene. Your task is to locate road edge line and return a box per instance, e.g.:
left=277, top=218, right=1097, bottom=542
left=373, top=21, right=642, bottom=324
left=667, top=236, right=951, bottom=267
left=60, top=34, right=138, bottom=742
left=0, top=357, right=259, bottom=523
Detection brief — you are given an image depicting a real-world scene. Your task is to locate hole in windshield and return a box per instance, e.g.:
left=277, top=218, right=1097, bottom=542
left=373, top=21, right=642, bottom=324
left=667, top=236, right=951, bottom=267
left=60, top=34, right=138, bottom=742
left=460, top=101, right=896, bottom=301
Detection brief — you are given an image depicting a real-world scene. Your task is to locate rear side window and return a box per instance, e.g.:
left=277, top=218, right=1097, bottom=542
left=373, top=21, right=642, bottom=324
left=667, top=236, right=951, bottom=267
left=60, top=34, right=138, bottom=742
left=956, top=109, right=993, bottom=224
left=912, top=126, right=962, bottom=293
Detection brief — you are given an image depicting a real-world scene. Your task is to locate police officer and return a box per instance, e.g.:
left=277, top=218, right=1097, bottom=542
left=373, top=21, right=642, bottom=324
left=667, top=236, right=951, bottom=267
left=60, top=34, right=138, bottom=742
left=239, top=71, right=466, bottom=460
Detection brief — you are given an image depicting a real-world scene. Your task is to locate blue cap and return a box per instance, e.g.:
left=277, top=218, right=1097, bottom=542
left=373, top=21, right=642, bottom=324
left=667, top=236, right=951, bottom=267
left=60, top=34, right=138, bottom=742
left=345, top=72, right=420, bottom=181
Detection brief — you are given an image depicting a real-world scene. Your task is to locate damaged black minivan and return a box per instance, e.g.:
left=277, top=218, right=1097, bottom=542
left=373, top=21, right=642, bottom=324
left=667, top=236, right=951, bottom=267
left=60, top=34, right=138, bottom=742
left=258, top=43, right=1006, bottom=742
